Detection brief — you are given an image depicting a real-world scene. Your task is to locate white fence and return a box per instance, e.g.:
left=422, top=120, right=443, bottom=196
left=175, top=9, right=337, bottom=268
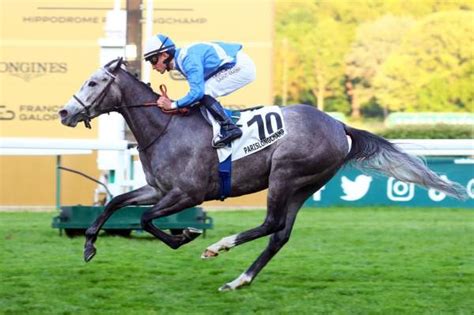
left=2, top=137, right=473, bottom=156
left=1, top=137, right=473, bottom=205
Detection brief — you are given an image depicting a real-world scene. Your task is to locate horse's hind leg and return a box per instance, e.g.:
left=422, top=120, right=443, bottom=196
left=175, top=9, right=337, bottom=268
left=84, top=185, right=160, bottom=262
left=202, top=168, right=294, bottom=259
left=217, top=167, right=341, bottom=291
left=218, top=186, right=312, bottom=291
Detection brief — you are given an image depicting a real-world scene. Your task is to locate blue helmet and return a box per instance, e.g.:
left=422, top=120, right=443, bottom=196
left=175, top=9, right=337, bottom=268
left=143, top=34, right=176, bottom=60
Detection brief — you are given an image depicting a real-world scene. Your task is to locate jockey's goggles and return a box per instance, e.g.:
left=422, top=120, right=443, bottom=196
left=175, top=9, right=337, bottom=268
left=147, top=54, right=160, bottom=65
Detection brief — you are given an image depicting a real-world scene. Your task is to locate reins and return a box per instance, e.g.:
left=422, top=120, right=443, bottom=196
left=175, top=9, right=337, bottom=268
left=114, top=85, right=189, bottom=152
left=136, top=113, right=173, bottom=152
left=112, top=85, right=189, bottom=115
left=73, top=63, right=189, bottom=152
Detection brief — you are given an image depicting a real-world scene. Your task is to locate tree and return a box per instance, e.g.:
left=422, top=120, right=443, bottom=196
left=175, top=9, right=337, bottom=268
left=273, top=0, right=473, bottom=115
left=344, top=15, right=415, bottom=118
left=274, top=1, right=318, bottom=105
left=274, top=2, right=351, bottom=111
left=301, top=18, right=350, bottom=111
left=373, top=10, right=474, bottom=112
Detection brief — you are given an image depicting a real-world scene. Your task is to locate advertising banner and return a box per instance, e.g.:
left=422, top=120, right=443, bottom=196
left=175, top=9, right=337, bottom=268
left=305, top=157, right=474, bottom=208
left=0, top=0, right=274, bottom=207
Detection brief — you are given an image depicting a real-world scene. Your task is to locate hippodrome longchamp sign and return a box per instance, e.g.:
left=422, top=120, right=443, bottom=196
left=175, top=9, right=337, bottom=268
left=0, top=0, right=273, bottom=207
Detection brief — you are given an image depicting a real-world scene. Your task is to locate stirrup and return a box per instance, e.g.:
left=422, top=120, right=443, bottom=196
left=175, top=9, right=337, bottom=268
left=212, top=136, right=229, bottom=148
left=212, top=131, right=242, bottom=148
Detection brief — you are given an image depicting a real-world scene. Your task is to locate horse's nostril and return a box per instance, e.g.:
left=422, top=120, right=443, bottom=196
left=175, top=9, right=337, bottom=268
left=59, top=109, right=68, bottom=118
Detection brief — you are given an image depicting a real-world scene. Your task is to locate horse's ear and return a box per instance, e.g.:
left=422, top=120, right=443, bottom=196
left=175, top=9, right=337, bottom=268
left=113, top=57, right=123, bottom=72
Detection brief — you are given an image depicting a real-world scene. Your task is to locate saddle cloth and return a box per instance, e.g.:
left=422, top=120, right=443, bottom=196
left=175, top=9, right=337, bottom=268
left=203, top=106, right=287, bottom=162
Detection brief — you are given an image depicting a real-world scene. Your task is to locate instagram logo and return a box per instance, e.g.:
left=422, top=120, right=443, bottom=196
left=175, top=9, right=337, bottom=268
left=467, top=179, right=474, bottom=199
left=387, top=177, right=415, bottom=201
left=428, top=175, right=448, bottom=202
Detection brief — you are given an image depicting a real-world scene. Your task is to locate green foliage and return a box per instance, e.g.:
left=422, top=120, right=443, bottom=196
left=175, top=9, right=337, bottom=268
left=325, top=95, right=352, bottom=115
left=345, top=15, right=415, bottom=116
left=301, top=18, right=350, bottom=111
left=417, top=63, right=474, bottom=111
left=361, top=98, right=386, bottom=118
left=378, top=124, right=474, bottom=139
left=274, top=1, right=317, bottom=104
left=373, top=11, right=474, bottom=112
left=274, top=2, right=351, bottom=111
left=274, top=0, right=474, bottom=118
left=1, top=208, right=474, bottom=313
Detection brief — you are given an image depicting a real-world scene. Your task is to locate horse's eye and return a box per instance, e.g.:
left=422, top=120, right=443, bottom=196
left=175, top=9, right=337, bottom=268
left=88, top=81, right=97, bottom=87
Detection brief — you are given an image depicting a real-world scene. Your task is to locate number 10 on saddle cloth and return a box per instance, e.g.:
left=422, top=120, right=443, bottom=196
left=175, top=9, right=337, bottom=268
left=209, top=106, right=287, bottom=163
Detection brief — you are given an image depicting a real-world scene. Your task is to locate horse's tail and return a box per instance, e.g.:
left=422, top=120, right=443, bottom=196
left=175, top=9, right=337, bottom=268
left=343, top=125, right=467, bottom=200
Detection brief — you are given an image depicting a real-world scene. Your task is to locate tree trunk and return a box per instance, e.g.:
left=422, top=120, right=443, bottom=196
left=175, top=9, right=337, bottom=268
left=317, top=90, right=325, bottom=112
left=311, top=87, right=325, bottom=111
left=314, top=73, right=325, bottom=111
left=345, top=79, right=360, bottom=119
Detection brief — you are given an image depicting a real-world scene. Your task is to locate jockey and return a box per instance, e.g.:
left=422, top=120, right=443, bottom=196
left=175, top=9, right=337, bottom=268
left=143, top=34, right=256, bottom=148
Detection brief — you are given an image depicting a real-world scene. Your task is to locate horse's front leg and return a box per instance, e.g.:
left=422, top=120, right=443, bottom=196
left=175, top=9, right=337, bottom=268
left=84, top=185, right=160, bottom=262
left=141, top=189, right=202, bottom=249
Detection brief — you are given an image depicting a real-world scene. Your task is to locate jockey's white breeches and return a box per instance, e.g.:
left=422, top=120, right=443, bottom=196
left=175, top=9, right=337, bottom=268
left=204, top=51, right=256, bottom=98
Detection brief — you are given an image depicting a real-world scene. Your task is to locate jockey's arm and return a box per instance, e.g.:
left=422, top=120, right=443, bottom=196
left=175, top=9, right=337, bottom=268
left=172, top=56, right=205, bottom=109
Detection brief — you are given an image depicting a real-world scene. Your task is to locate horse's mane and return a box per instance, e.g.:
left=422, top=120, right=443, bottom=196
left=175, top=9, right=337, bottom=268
left=120, top=66, right=160, bottom=97
left=106, top=58, right=159, bottom=97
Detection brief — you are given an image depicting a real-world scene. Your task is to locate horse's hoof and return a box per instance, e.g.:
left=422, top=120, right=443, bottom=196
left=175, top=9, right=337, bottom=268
left=218, top=284, right=233, bottom=292
left=183, top=227, right=202, bottom=241
left=201, top=249, right=218, bottom=259
left=84, top=245, right=96, bottom=262
left=218, top=282, right=250, bottom=292
left=219, top=273, right=252, bottom=291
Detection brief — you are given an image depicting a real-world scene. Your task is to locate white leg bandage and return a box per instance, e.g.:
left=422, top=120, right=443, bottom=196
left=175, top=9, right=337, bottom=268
left=207, top=234, right=237, bottom=253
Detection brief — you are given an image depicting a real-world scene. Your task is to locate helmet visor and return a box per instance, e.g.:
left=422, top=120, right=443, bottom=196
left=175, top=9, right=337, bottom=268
left=144, top=36, right=175, bottom=59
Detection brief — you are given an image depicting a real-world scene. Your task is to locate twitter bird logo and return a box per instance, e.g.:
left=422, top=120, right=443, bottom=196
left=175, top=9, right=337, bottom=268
left=340, top=175, right=372, bottom=201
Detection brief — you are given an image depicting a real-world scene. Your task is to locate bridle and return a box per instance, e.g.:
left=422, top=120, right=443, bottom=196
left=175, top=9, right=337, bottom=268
left=72, top=67, right=117, bottom=129
left=72, top=62, right=188, bottom=152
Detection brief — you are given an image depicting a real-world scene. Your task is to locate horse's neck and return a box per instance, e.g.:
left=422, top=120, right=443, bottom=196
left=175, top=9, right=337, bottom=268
left=117, top=74, right=168, bottom=149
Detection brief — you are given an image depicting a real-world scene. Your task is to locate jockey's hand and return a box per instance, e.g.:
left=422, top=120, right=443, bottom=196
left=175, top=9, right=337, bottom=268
left=157, top=96, right=173, bottom=110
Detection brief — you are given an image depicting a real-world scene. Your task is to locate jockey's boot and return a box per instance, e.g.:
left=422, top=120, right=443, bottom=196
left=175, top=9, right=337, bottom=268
left=201, top=95, right=242, bottom=148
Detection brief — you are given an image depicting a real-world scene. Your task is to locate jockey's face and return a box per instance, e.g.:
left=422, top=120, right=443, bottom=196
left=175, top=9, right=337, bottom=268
left=151, top=52, right=170, bottom=74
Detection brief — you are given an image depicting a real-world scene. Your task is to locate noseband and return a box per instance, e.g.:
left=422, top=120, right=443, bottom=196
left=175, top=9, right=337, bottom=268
left=72, top=68, right=117, bottom=129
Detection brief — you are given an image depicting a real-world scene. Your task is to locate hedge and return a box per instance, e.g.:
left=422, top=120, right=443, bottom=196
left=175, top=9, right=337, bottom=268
left=377, top=124, right=473, bottom=139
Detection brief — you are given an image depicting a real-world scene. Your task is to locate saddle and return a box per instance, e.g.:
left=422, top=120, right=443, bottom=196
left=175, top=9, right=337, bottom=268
left=199, top=105, right=264, bottom=127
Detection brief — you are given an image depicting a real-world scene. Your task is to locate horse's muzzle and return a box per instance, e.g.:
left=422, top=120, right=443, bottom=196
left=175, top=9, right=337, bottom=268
left=59, top=108, right=80, bottom=127
left=58, top=109, right=68, bottom=119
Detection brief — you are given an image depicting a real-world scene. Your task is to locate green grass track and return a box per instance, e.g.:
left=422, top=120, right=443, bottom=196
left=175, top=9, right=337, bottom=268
left=1, top=207, right=473, bottom=314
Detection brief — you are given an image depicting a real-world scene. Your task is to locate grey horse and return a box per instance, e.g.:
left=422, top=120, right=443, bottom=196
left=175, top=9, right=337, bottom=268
left=59, top=58, right=466, bottom=291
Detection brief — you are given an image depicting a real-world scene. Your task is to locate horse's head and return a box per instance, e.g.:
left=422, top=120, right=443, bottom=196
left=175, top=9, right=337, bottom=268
left=59, top=58, right=124, bottom=128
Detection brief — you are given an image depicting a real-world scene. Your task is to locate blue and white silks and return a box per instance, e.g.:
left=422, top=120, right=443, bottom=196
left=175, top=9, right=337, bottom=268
left=173, top=42, right=243, bottom=108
